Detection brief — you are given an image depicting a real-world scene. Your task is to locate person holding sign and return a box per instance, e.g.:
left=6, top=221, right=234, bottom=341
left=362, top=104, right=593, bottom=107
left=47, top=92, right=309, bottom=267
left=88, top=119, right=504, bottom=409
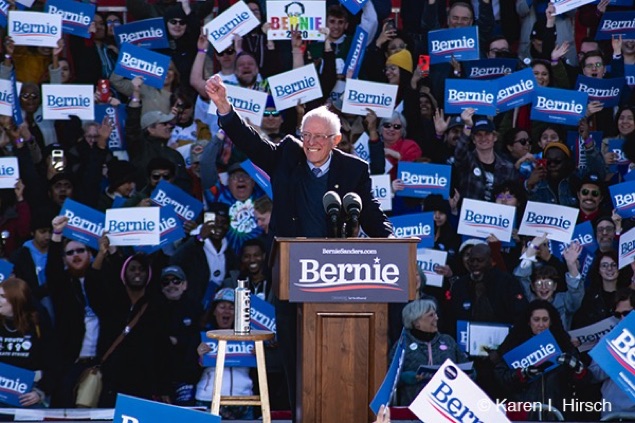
left=389, top=298, right=472, bottom=406
left=68, top=14, right=118, bottom=84
left=0, top=278, right=54, bottom=407
left=494, top=300, right=588, bottom=421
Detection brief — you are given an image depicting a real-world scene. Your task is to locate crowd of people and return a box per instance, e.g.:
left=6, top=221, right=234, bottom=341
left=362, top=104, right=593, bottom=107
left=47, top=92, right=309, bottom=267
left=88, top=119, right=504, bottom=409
left=0, top=0, right=633, bottom=421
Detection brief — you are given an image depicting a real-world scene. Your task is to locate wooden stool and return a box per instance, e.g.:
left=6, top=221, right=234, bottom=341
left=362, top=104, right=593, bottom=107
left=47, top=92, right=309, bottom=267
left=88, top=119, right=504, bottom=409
left=206, top=329, right=275, bottom=423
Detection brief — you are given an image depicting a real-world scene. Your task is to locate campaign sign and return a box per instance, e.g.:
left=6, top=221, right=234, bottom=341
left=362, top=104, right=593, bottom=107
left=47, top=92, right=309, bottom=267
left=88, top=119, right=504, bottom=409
left=150, top=180, right=203, bottom=222
left=134, top=206, right=185, bottom=254
left=113, top=43, right=170, bottom=90
left=618, top=227, right=635, bottom=269
left=268, top=64, right=323, bottom=111
left=610, top=180, right=635, bottom=218
left=496, top=67, right=537, bottom=113
left=0, top=0, right=9, bottom=28
left=503, top=329, right=562, bottom=376
left=340, top=0, right=367, bottom=15
left=344, top=27, right=368, bottom=79
left=607, top=138, right=628, bottom=173
left=200, top=332, right=256, bottom=367
left=342, top=79, right=398, bottom=118
left=530, top=86, right=588, bottom=127
left=596, top=11, right=635, bottom=40
left=288, top=240, right=411, bottom=302
left=390, top=213, right=434, bottom=248
left=416, top=248, right=447, bottom=288
left=518, top=201, right=578, bottom=243
left=10, top=71, right=21, bottom=127
left=240, top=160, right=272, bottom=199
left=592, top=0, right=634, bottom=5
left=569, top=316, right=618, bottom=353
left=428, top=26, right=479, bottom=64
left=0, top=157, right=18, bottom=189
left=626, top=65, right=635, bottom=89
left=205, top=1, right=259, bottom=52
left=370, top=174, right=392, bottom=211
left=250, top=295, right=276, bottom=333
left=0, top=79, right=13, bottom=117
left=266, top=1, right=326, bottom=41
left=576, top=75, right=624, bottom=108
left=589, top=311, right=635, bottom=402
left=409, top=358, right=510, bottom=422
left=45, top=0, right=94, bottom=39
left=552, top=220, right=598, bottom=261
left=458, top=199, right=515, bottom=243
left=94, top=104, right=126, bottom=151
left=208, top=84, right=267, bottom=127
left=8, top=11, right=62, bottom=47
left=444, top=79, right=497, bottom=116
left=114, top=394, right=221, bottom=423
left=0, top=259, right=13, bottom=282
left=0, top=362, right=34, bottom=407
left=60, top=199, right=104, bottom=250
left=463, top=58, right=517, bottom=80
left=553, top=0, right=595, bottom=15
left=114, top=18, right=168, bottom=50
left=105, top=207, right=160, bottom=246
left=396, top=162, right=451, bottom=199
left=370, top=330, right=405, bottom=414
left=42, top=84, right=94, bottom=121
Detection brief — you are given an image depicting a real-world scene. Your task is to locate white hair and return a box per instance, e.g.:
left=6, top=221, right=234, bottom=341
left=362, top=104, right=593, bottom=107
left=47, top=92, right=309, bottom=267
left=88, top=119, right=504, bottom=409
left=301, top=106, right=341, bottom=135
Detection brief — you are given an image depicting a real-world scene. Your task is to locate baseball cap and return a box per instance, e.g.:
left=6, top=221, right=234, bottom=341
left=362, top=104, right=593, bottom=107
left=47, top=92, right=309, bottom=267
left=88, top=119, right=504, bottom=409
left=213, top=288, right=235, bottom=304
left=447, top=116, right=464, bottom=130
left=472, top=118, right=495, bottom=133
left=141, top=111, right=175, bottom=130
left=161, top=265, right=186, bottom=281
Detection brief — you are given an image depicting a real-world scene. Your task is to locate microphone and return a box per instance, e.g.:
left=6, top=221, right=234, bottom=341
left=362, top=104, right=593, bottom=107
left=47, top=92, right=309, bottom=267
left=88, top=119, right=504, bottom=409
left=343, top=192, right=362, bottom=223
left=322, top=191, right=342, bottom=224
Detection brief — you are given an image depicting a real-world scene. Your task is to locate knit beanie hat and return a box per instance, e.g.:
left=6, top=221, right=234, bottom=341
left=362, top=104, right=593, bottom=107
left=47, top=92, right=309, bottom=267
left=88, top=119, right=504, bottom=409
left=386, top=49, right=413, bottom=73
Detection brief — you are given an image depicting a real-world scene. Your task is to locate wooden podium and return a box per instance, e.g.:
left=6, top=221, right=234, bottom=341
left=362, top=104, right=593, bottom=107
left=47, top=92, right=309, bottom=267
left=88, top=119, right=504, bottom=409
left=272, top=238, right=418, bottom=423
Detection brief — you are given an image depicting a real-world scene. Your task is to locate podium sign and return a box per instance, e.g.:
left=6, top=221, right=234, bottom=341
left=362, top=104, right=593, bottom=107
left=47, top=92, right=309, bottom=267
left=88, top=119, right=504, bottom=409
left=288, top=241, right=410, bottom=303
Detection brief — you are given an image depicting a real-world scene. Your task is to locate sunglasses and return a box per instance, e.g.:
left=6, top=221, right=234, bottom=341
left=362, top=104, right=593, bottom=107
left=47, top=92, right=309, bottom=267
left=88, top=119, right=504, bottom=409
left=263, top=110, right=281, bottom=117
left=168, top=19, right=186, bottom=26
left=21, top=93, right=39, bottom=100
left=581, top=188, right=601, bottom=197
left=65, top=248, right=87, bottom=256
left=514, top=138, right=531, bottom=146
left=614, top=310, right=631, bottom=319
left=161, top=278, right=184, bottom=287
left=151, top=172, right=172, bottom=181
left=584, top=62, right=603, bottom=69
left=218, top=48, right=236, bottom=56
left=496, top=193, right=515, bottom=201
left=382, top=123, right=402, bottom=130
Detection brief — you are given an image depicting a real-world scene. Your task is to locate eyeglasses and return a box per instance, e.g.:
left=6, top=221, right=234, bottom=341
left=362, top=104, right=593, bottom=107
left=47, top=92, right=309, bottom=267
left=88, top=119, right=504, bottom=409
left=597, top=226, right=615, bottom=234
left=534, top=279, right=555, bottom=289
left=106, top=19, right=121, bottom=25
left=263, top=110, right=281, bottom=117
left=218, top=48, right=235, bottom=56
left=21, top=93, right=38, bottom=100
left=168, top=19, right=186, bottom=26
left=300, top=132, right=336, bottom=143
left=547, top=159, right=563, bottom=165
left=514, top=138, right=531, bottom=146
left=584, top=62, right=603, bottom=69
left=614, top=310, right=632, bottom=319
left=229, top=172, right=249, bottom=181
left=151, top=172, right=172, bottom=181
left=382, top=123, right=403, bottom=130
left=496, top=193, right=515, bottom=201
left=580, top=188, right=601, bottom=197
left=65, top=248, right=87, bottom=256
left=600, top=262, right=618, bottom=270
left=161, top=278, right=184, bottom=286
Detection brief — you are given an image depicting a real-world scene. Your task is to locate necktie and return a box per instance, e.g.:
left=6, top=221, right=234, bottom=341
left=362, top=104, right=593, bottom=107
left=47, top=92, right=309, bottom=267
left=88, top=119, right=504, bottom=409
left=312, top=168, right=321, bottom=177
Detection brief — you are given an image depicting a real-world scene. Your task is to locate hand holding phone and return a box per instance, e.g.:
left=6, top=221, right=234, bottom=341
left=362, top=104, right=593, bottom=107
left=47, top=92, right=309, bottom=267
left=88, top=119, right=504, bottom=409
left=418, top=55, right=430, bottom=75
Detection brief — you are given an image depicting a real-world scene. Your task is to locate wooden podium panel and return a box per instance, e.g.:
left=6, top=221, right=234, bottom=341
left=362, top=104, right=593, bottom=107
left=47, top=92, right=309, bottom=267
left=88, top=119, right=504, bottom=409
left=298, top=303, right=388, bottom=423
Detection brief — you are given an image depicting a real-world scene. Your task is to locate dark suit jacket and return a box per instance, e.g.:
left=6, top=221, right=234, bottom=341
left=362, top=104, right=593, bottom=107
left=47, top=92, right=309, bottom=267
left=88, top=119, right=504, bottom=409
left=218, top=109, right=393, bottom=239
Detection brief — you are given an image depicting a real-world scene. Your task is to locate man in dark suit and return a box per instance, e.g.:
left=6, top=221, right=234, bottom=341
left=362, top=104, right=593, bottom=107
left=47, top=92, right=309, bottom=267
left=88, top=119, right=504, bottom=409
left=205, top=75, right=393, bottom=418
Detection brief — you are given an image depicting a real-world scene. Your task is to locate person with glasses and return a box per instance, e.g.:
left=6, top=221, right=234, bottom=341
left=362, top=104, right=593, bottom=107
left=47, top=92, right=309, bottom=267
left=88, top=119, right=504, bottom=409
left=514, top=235, right=583, bottom=330
left=45, top=216, right=102, bottom=407
left=572, top=251, right=630, bottom=329
left=526, top=141, right=605, bottom=208
left=377, top=111, right=421, bottom=181
left=502, top=129, right=534, bottom=177
left=603, top=106, right=635, bottom=184
left=158, top=265, right=202, bottom=406
left=587, top=288, right=635, bottom=419
left=124, top=158, right=175, bottom=208
left=595, top=215, right=621, bottom=254
left=576, top=173, right=607, bottom=223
